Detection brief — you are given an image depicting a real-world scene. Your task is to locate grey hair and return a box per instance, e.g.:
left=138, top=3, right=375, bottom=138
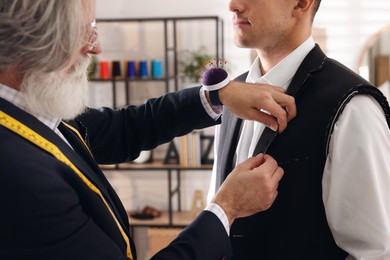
left=0, top=0, right=85, bottom=74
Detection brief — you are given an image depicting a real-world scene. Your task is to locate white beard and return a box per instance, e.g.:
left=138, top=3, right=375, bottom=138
left=21, top=57, right=90, bottom=120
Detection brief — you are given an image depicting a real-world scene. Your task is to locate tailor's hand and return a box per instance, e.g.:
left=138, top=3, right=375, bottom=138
left=211, top=154, right=283, bottom=225
left=218, top=81, right=296, bottom=133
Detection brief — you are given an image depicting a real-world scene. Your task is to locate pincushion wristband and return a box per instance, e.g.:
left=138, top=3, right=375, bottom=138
left=202, top=76, right=230, bottom=91
left=202, top=67, right=230, bottom=106
left=209, top=89, right=223, bottom=106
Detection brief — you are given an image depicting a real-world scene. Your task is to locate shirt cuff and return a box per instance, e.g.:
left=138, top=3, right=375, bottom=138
left=205, top=202, right=230, bottom=235
left=199, top=86, right=222, bottom=120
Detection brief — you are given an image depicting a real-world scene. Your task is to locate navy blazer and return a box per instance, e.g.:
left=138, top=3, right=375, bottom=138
left=0, top=86, right=231, bottom=260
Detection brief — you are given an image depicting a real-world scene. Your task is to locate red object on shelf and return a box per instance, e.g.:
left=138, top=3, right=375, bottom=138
left=99, top=61, right=110, bottom=79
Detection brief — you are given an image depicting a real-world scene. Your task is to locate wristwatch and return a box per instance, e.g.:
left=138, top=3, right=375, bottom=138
left=202, top=67, right=230, bottom=106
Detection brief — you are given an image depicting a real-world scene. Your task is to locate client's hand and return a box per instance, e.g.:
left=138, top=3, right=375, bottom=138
left=211, top=154, right=283, bottom=225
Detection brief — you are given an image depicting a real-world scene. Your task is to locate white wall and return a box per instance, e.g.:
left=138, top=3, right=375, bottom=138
left=97, top=0, right=390, bottom=77
left=314, top=0, right=390, bottom=72
left=96, top=0, right=251, bottom=78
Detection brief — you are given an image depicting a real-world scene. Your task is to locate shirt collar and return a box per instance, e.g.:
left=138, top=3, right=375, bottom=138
left=247, top=37, right=315, bottom=89
left=0, top=83, right=61, bottom=131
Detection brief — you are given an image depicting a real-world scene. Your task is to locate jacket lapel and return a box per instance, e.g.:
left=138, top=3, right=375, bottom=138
left=56, top=121, right=131, bottom=235
left=58, top=122, right=105, bottom=182
left=0, top=98, right=130, bottom=237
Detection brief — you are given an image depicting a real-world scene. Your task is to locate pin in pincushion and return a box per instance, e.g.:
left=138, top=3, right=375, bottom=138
left=201, top=67, right=230, bottom=91
left=202, top=67, right=230, bottom=106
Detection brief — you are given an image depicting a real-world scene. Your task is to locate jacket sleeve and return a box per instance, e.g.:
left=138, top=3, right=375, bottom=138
left=151, top=211, right=232, bottom=260
left=75, top=86, right=219, bottom=164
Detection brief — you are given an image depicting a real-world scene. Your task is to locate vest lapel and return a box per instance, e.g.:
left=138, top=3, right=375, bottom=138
left=252, top=127, right=278, bottom=155
left=216, top=72, right=248, bottom=188
left=251, top=45, right=327, bottom=156
left=216, top=113, right=243, bottom=189
left=285, top=44, right=327, bottom=98
left=218, top=46, right=327, bottom=182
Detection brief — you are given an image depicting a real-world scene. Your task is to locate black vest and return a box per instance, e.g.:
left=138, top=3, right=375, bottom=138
left=216, top=45, right=390, bottom=259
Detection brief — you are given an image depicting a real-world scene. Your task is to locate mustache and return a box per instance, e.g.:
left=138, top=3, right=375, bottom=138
left=68, top=55, right=91, bottom=75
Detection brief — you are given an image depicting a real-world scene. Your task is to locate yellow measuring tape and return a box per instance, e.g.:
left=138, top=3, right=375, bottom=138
left=61, top=121, right=95, bottom=158
left=0, top=110, right=133, bottom=260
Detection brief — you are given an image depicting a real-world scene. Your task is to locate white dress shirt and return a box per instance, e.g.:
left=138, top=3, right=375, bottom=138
left=208, top=37, right=390, bottom=259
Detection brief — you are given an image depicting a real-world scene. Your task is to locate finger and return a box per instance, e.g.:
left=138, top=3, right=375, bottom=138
left=252, top=154, right=279, bottom=175
left=272, top=106, right=289, bottom=133
left=243, top=153, right=265, bottom=170
left=261, top=158, right=284, bottom=187
left=261, top=189, right=279, bottom=211
left=261, top=155, right=283, bottom=183
left=270, top=190, right=279, bottom=205
left=253, top=96, right=288, bottom=133
left=250, top=98, right=288, bottom=132
left=271, top=166, right=284, bottom=182
left=266, top=85, right=285, bottom=93
left=272, top=92, right=297, bottom=121
left=248, top=110, right=279, bottom=132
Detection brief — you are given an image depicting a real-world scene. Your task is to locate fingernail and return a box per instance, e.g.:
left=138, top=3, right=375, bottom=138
left=269, top=124, right=278, bottom=132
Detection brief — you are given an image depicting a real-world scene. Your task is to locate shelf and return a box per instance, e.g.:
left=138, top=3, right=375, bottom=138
left=97, top=16, right=223, bottom=23
left=92, top=16, right=224, bottom=105
left=100, top=160, right=212, bottom=171
left=92, top=16, right=222, bottom=232
left=89, top=77, right=172, bottom=82
left=128, top=211, right=194, bottom=228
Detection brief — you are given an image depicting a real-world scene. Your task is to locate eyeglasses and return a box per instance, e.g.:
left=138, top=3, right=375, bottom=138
left=85, top=20, right=98, bottom=51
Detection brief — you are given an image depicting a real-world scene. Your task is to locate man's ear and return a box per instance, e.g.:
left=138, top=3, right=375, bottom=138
left=292, top=0, right=315, bottom=19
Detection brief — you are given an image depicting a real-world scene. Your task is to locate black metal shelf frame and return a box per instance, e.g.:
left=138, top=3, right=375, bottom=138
left=94, top=16, right=223, bottom=228
left=95, top=16, right=224, bottom=108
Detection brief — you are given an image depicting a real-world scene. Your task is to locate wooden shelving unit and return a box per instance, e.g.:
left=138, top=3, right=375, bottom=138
left=93, top=17, right=223, bottom=232
left=102, top=160, right=212, bottom=229
left=93, top=16, right=224, bottom=109
left=128, top=211, right=194, bottom=228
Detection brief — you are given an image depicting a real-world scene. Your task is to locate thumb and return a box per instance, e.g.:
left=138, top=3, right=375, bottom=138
left=242, top=153, right=265, bottom=170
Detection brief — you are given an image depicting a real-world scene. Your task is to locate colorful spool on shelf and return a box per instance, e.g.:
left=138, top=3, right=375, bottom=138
left=98, top=59, right=163, bottom=79
left=112, top=60, right=122, bottom=79
left=151, top=60, right=163, bottom=78
left=139, top=61, right=148, bottom=78
left=99, top=61, right=110, bottom=79
left=127, top=61, right=137, bottom=78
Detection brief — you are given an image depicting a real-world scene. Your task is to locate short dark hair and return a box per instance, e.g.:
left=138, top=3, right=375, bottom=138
left=312, top=0, right=321, bottom=17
